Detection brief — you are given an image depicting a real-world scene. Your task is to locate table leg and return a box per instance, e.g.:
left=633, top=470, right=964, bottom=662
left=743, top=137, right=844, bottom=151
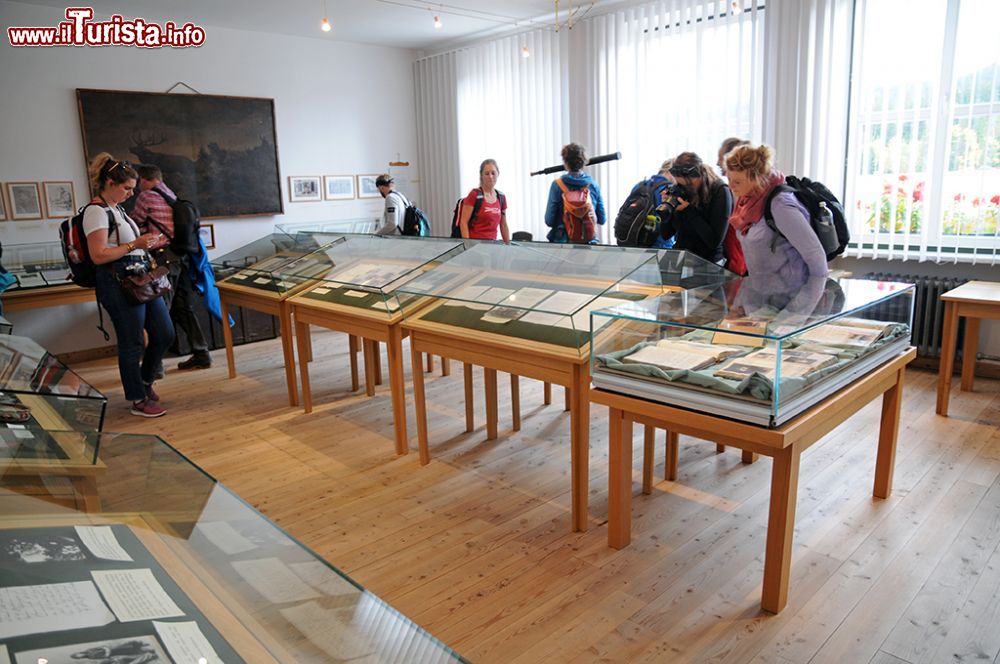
left=742, top=450, right=759, bottom=464
left=762, top=445, right=801, bottom=614
left=303, top=323, right=314, bottom=363
left=73, top=476, right=101, bottom=513
left=484, top=368, right=498, bottom=440
left=374, top=341, right=383, bottom=386
left=511, top=374, right=521, bottom=432
left=463, top=363, right=474, bottom=433
left=875, top=367, right=905, bottom=499
left=387, top=326, right=408, bottom=456
left=221, top=296, right=236, bottom=379
left=665, top=430, right=679, bottom=481
left=296, top=320, right=313, bottom=413
left=608, top=407, right=633, bottom=548
left=348, top=335, right=360, bottom=392
left=564, top=386, right=571, bottom=412
left=363, top=339, right=377, bottom=397
left=441, top=357, right=451, bottom=376
left=570, top=365, right=591, bottom=532
left=426, top=353, right=434, bottom=374
left=961, top=317, right=980, bottom=392
left=716, top=443, right=726, bottom=454
left=543, top=382, right=552, bottom=405
left=279, top=304, right=299, bottom=407
left=410, top=344, right=430, bottom=465
left=642, top=425, right=654, bottom=495
left=936, top=301, right=958, bottom=416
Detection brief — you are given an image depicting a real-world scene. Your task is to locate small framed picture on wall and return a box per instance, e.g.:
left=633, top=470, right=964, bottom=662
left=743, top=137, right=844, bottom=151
left=5, top=182, right=43, bottom=220
left=288, top=176, right=322, bottom=202
left=324, top=175, right=355, bottom=200
left=0, top=186, right=7, bottom=221
left=42, top=181, right=76, bottom=218
left=199, top=223, right=216, bottom=250
left=356, top=174, right=381, bottom=199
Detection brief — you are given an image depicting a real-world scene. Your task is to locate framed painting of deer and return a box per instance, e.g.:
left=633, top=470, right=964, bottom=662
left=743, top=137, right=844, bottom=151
left=76, top=89, right=283, bottom=219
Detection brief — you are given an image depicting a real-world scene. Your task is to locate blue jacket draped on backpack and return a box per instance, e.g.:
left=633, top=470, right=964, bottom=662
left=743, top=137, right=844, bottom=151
left=188, top=239, right=233, bottom=326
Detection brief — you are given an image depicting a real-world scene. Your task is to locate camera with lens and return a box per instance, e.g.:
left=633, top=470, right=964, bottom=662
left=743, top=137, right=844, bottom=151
left=657, top=183, right=691, bottom=216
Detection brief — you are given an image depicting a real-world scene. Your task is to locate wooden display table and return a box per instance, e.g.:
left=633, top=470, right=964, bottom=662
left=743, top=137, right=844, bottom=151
left=404, top=312, right=593, bottom=532
left=592, top=347, right=915, bottom=613
left=1, top=432, right=106, bottom=512
left=2, top=284, right=94, bottom=312
left=936, top=280, right=1000, bottom=416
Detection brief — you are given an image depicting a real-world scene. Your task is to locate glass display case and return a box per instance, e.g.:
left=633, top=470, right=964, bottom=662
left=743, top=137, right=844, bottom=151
left=396, top=242, right=663, bottom=355
left=591, top=275, right=915, bottom=426
left=288, top=236, right=466, bottom=318
left=0, top=432, right=466, bottom=663
left=0, top=334, right=106, bottom=432
left=275, top=218, right=379, bottom=237
left=0, top=315, right=12, bottom=334
left=211, top=231, right=344, bottom=298
left=1, top=241, right=73, bottom=290
left=654, top=248, right=737, bottom=290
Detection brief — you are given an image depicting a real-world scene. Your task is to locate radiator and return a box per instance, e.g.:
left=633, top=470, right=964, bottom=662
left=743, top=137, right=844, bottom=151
left=861, top=273, right=968, bottom=357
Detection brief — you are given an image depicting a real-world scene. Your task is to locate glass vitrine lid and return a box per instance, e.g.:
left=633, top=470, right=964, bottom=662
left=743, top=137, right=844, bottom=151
left=0, top=335, right=103, bottom=399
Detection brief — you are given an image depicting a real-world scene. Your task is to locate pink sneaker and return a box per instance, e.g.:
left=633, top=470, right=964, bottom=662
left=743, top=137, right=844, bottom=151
left=130, top=398, right=166, bottom=418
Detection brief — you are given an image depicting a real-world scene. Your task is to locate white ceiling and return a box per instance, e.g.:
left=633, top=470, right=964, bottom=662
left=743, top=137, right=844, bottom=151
left=15, top=0, right=615, bottom=51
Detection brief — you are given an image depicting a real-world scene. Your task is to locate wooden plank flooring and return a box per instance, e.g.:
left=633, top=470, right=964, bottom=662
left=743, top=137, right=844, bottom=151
left=73, top=330, right=1000, bottom=663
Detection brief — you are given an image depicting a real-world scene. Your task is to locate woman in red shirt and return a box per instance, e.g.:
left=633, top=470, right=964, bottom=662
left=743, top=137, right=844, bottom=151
left=458, top=159, right=510, bottom=242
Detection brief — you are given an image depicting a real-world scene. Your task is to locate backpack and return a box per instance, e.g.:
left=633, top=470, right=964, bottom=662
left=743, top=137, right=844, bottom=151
left=450, top=188, right=506, bottom=238
left=59, top=203, right=115, bottom=288
left=555, top=178, right=597, bottom=244
left=151, top=188, right=201, bottom=256
left=390, top=192, right=429, bottom=237
left=764, top=176, right=850, bottom=260
left=614, top=178, right=662, bottom=247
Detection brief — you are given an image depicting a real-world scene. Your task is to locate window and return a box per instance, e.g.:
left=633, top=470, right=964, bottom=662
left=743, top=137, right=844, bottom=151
left=846, top=0, right=1000, bottom=263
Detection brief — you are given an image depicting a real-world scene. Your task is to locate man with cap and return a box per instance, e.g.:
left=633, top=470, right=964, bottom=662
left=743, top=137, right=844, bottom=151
left=374, top=173, right=408, bottom=235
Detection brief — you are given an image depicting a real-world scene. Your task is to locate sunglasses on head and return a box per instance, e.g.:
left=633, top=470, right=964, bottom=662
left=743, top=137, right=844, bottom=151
left=669, top=164, right=701, bottom=178
left=108, top=160, right=131, bottom=174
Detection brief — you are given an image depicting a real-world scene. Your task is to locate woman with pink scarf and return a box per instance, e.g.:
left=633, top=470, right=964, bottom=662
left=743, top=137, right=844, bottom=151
left=724, top=144, right=828, bottom=287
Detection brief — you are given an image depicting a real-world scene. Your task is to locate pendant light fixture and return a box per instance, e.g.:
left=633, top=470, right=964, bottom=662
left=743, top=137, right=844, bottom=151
left=320, top=0, right=331, bottom=32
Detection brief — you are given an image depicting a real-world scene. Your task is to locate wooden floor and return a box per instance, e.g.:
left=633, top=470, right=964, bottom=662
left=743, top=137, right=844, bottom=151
left=75, top=329, right=1000, bottom=664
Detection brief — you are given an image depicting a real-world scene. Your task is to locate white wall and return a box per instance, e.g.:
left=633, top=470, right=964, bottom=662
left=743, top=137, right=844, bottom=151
left=0, top=1, right=419, bottom=352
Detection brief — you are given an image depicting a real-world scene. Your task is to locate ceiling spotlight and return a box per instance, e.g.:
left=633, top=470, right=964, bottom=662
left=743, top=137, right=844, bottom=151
left=321, top=17, right=331, bottom=31
left=433, top=15, right=442, bottom=28
left=521, top=45, right=530, bottom=58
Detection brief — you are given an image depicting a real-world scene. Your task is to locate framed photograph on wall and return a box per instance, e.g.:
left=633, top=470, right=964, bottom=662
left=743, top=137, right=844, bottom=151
left=199, top=223, right=216, bottom=249
left=5, top=182, right=42, bottom=220
left=42, top=181, right=76, bottom=218
left=77, top=89, right=283, bottom=218
left=0, top=186, right=7, bottom=221
left=288, top=176, right=322, bottom=202
left=356, top=174, right=381, bottom=199
left=323, top=175, right=355, bottom=200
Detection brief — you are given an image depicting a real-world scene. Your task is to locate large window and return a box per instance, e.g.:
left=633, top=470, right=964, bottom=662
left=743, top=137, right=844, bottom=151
left=846, top=0, right=1000, bottom=263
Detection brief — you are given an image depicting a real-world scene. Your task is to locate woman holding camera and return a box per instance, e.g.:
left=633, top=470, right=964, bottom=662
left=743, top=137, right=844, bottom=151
left=85, top=153, right=174, bottom=417
left=658, top=152, right=732, bottom=263
left=725, top=144, right=828, bottom=284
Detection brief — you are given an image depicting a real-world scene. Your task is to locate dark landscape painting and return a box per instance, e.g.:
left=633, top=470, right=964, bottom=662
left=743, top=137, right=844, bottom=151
left=77, top=89, right=283, bottom=218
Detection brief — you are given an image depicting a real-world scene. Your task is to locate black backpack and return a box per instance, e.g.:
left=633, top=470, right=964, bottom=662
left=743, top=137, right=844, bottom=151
left=59, top=203, right=115, bottom=288
left=450, top=188, right=506, bottom=238
left=614, top=178, right=663, bottom=247
left=150, top=188, right=201, bottom=256
left=764, top=176, right=850, bottom=260
left=390, top=192, right=429, bottom=237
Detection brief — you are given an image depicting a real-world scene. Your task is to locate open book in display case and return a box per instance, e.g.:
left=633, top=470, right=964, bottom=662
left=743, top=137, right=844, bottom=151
left=591, top=274, right=916, bottom=427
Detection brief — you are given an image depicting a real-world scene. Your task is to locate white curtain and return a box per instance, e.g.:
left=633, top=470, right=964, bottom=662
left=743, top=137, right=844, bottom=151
left=414, top=0, right=766, bottom=242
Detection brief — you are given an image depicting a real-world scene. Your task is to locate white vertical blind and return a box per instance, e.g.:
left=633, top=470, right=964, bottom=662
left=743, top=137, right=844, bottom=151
left=414, top=0, right=765, bottom=242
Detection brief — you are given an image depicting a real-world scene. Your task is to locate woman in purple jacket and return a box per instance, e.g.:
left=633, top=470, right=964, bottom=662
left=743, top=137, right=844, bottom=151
left=724, top=144, right=828, bottom=287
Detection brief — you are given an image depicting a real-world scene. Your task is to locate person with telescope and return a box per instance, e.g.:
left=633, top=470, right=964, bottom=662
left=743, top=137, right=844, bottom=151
left=543, top=143, right=606, bottom=244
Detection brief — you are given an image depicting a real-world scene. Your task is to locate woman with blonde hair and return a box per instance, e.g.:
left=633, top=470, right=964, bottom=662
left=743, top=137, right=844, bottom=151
left=457, top=159, right=509, bottom=242
left=85, top=153, right=174, bottom=417
left=725, top=144, right=828, bottom=284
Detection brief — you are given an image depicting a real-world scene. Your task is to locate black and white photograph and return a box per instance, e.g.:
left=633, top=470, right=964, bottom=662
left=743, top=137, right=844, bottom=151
left=288, top=176, right=322, bottom=202
left=42, top=181, right=76, bottom=218
left=14, top=635, right=169, bottom=664
left=323, top=174, right=355, bottom=200
left=0, top=185, right=7, bottom=221
left=2, top=532, right=85, bottom=563
left=355, top=174, right=380, bottom=199
left=4, top=182, right=42, bottom=220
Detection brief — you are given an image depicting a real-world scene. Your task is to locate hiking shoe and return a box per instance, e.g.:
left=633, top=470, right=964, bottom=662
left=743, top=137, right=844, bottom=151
left=130, top=399, right=166, bottom=418
left=178, top=354, right=212, bottom=370
left=145, top=382, right=160, bottom=402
